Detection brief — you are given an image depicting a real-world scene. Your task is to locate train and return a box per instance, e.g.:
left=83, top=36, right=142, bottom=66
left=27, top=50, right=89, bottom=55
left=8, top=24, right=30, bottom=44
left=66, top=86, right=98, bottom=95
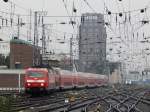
left=24, top=67, right=108, bottom=94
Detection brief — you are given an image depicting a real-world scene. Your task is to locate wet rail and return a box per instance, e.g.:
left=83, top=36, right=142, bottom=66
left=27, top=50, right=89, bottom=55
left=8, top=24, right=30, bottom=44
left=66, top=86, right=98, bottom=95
left=2, top=85, right=150, bottom=112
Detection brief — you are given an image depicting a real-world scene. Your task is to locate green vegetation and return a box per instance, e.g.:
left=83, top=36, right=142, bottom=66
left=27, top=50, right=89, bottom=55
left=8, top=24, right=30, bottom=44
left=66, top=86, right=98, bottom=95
left=0, top=96, right=14, bottom=112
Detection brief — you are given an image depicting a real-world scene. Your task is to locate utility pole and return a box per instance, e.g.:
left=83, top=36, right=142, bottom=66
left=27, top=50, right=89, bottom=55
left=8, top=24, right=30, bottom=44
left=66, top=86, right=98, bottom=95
left=70, top=37, right=73, bottom=71
left=34, top=11, right=47, bottom=46
left=34, top=12, right=38, bottom=46
left=17, top=15, right=20, bottom=39
left=33, top=12, right=38, bottom=66
left=29, top=9, right=32, bottom=41
left=42, top=23, right=46, bottom=55
left=41, top=23, right=46, bottom=66
left=33, top=11, right=47, bottom=66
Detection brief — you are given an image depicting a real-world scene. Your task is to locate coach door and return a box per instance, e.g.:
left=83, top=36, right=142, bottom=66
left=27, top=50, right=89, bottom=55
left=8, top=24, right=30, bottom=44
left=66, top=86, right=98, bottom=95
left=54, top=70, right=61, bottom=89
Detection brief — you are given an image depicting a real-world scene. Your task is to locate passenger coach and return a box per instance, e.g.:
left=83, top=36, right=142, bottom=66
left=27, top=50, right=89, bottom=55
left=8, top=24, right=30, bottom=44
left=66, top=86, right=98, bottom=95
left=24, top=68, right=108, bottom=94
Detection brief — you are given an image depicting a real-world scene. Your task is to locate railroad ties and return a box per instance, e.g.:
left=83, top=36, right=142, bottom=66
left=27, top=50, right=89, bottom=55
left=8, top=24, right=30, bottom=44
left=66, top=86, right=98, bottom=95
left=4, top=85, right=150, bottom=112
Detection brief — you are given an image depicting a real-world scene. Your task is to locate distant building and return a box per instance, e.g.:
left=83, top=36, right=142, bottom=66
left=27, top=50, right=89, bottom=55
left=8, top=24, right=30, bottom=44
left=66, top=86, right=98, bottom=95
left=127, top=71, right=141, bottom=82
left=143, top=68, right=150, bottom=80
left=79, top=13, right=107, bottom=73
left=0, top=41, right=10, bottom=56
left=0, top=41, right=10, bottom=67
left=10, top=39, right=41, bottom=69
left=110, top=69, right=122, bottom=84
left=42, top=53, right=71, bottom=70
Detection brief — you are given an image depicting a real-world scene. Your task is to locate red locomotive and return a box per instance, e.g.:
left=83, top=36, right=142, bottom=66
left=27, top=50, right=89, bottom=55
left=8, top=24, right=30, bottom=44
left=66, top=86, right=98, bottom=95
left=24, top=68, right=108, bottom=93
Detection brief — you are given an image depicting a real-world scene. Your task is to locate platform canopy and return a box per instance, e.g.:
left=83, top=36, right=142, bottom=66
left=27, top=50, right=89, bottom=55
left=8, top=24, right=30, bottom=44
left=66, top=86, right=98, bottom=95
left=0, top=69, right=25, bottom=74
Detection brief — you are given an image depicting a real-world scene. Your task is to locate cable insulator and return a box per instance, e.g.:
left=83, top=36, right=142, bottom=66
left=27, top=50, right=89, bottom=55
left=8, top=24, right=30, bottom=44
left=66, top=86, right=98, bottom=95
left=125, top=13, right=127, bottom=22
left=60, top=22, right=66, bottom=24
left=2, top=18, right=4, bottom=26
left=108, top=11, right=111, bottom=15
left=38, top=16, right=41, bottom=25
left=64, top=34, right=66, bottom=39
left=109, top=48, right=113, bottom=51
left=137, top=32, right=139, bottom=38
left=116, top=14, right=118, bottom=25
left=18, top=16, right=20, bottom=26
left=69, top=21, right=76, bottom=25
left=42, top=16, right=44, bottom=24
left=142, top=20, right=149, bottom=24
left=129, top=13, right=131, bottom=23
left=119, top=13, right=123, bottom=17
left=73, top=8, right=77, bottom=13
left=105, top=22, right=109, bottom=26
left=140, top=9, right=145, bottom=13
left=3, top=0, right=8, bottom=2
left=20, top=18, right=23, bottom=26
left=10, top=18, right=13, bottom=27
left=6, top=19, right=7, bottom=26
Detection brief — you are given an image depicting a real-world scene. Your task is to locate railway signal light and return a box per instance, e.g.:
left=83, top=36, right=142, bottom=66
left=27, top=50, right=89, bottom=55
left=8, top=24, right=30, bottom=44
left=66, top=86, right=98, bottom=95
left=119, top=13, right=123, bottom=17
left=142, top=20, right=149, bottom=24
left=108, top=11, right=111, bottom=15
left=73, top=8, right=77, bottom=13
left=140, top=9, right=145, bottom=13
left=3, top=0, right=8, bottom=2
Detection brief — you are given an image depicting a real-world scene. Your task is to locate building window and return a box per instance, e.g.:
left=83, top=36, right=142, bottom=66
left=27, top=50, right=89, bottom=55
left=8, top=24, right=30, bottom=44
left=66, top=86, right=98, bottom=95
left=82, top=28, right=86, bottom=32
left=83, top=51, right=86, bottom=54
left=95, top=29, right=99, bottom=32
left=90, top=48, right=93, bottom=52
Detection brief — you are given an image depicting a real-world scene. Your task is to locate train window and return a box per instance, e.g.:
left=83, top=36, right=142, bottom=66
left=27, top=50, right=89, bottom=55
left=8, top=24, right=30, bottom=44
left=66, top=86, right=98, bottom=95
left=55, top=70, right=60, bottom=74
left=48, top=69, right=53, bottom=74
left=27, top=71, right=45, bottom=77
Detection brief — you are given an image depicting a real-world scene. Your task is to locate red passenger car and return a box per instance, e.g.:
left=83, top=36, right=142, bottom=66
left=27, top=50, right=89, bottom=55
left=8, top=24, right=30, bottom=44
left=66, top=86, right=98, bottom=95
left=24, top=67, right=108, bottom=94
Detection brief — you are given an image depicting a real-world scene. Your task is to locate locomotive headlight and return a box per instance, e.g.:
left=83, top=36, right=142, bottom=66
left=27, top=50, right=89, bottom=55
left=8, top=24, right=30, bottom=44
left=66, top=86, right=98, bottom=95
left=27, top=83, right=31, bottom=86
left=41, top=83, right=44, bottom=86
left=37, top=80, right=45, bottom=83
left=27, top=80, right=34, bottom=82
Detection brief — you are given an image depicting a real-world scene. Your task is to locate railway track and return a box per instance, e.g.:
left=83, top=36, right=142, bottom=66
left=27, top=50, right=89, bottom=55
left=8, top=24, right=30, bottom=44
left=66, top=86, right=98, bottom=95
left=13, top=86, right=122, bottom=111
left=86, top=86, right=150, bottom=112
left=0, top=91, right=21, bottom=96
left=2, top=85, right=150, bottom=112
left=9, top=86, right=112, bottom=112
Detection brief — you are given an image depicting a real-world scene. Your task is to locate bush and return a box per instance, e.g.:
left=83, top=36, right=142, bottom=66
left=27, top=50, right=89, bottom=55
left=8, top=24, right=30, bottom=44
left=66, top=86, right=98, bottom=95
left=0, top=96, right=14, bottom=112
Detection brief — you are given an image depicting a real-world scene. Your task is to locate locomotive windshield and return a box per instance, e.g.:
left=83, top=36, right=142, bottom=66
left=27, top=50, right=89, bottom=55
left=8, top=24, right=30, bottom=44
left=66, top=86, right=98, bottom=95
left=27, top=71, right=45, bottom=77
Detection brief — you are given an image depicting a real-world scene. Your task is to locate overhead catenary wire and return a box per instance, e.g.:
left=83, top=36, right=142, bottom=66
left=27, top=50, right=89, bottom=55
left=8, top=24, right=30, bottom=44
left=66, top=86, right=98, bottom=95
left=2, top=0, right=150, bottom=18
left=0, top=14, right=79, bottom=41
left=0, top=1, right=150, bottom=58
left=62, top=0, right=75, bottom=29
left=9, top=0, right=33, bottom=12
left=83, top=0, right=97, bottom=13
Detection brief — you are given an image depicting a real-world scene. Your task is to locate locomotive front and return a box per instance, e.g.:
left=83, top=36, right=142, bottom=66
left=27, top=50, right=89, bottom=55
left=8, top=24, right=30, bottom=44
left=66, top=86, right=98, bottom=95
left=24, top=68, right=49, bottom=93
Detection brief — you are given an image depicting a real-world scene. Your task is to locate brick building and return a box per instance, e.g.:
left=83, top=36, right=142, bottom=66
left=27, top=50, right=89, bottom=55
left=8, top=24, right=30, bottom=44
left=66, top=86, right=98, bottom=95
left=10, top=39, right=41, bottom=69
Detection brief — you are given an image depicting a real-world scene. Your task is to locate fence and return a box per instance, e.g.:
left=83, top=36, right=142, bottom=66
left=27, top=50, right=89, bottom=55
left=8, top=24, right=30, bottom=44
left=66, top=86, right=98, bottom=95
left=0, top=69, right=25, bottom=93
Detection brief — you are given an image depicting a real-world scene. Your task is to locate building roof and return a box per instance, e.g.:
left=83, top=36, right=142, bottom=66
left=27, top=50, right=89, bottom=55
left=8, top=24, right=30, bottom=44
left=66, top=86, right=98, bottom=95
left=0, top=69, right=25, bottom=74
left=10, top=39, right=32, bottom=45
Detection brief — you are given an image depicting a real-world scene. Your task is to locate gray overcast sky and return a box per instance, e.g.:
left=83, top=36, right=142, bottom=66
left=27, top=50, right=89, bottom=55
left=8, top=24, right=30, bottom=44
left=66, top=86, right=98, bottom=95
left=9, top=0, right=150, bottom=14
left=1, top=0, right=150, bottom=39
left=1, top=0, right=150, bottom=71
